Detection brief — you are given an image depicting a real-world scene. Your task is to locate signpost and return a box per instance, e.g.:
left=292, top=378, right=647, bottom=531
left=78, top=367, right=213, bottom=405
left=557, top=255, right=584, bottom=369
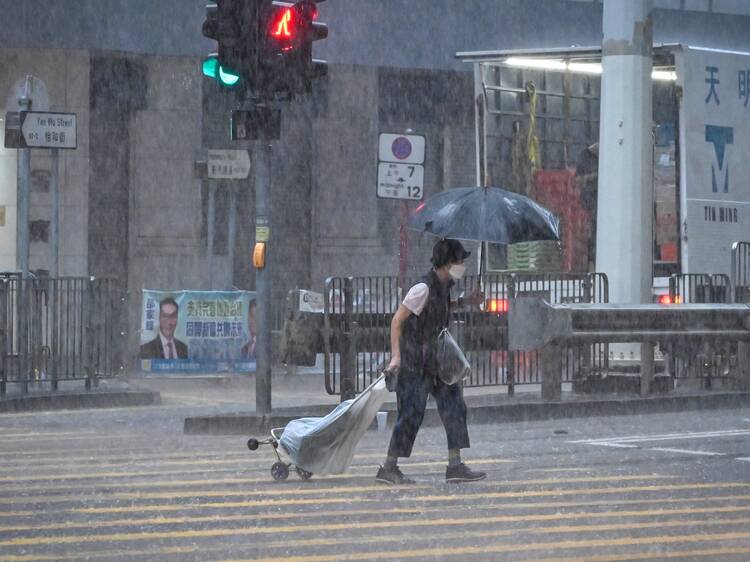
left=4, top=76, right=76, bottom=279
left=376, top=132, right=426, bottom=201
left=377, top=132, right=427, bottom=288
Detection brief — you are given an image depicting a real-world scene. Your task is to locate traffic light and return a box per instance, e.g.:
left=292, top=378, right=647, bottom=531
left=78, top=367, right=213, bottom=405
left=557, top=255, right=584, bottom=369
left=201, top=0, right=247, bottom=88
left=201, top=0, right=328, bottom=96
left=259, top=0, right=328, bottom=95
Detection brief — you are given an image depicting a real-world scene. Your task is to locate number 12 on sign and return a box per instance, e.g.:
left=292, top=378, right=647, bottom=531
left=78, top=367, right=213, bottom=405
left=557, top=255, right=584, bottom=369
left=377, top=162, right=425, bottom=201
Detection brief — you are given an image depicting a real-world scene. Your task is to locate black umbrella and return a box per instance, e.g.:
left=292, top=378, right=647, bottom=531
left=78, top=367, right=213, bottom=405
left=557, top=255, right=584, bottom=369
left=408, top=186, right=560, bottom=245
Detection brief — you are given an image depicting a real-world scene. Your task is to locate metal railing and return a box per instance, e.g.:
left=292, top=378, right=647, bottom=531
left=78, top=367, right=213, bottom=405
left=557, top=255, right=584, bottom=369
left=667, top=273, right=734, bottom=384
left=323, top=272, right=608, bottom=397
left=732, top=241, right=750, bottom=303
left=669, top=273, right=731, bottom=304
left=0, top=275, right=124, bottom=396
left=509, top=297, right=750, bottom=398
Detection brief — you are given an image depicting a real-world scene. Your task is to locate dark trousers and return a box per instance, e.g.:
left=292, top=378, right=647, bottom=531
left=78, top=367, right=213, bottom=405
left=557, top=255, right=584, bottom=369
left=387, top=370, right=470, bottom=458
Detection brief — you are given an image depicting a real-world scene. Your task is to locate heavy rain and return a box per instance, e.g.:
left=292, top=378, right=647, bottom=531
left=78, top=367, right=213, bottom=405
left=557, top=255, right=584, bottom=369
left=1, top=1, right=750, bottom=560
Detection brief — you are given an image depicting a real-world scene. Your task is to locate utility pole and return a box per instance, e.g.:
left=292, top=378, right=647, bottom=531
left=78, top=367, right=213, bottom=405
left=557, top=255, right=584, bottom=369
left=596, top=0, right=654, bottom=372
left=596, top=0, right=654, bottom=305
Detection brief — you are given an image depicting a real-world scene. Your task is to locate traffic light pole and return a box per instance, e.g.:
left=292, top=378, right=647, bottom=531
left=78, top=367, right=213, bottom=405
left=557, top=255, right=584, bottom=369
left=255, top=139, right=272, bottom=415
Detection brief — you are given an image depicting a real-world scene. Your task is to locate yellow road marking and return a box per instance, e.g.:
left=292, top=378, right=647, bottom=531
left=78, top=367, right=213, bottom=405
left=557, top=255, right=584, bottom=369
left=3, top=502, right=750, bottom=536
left=0, top=474, right=675, bottom=505
left=29, top=481, right=736, bottom=513
left=0, top=449, right=432, bottom=467
left=5, top=508, right=750, bottom=549
left=5, top=521, right=750, bottom=562
left=0, top=457, right=516, bottom=486
left=0, top=431, right=102, bottom=439
left=243, top=515, right=750, bottom=550
left=62, top=491, right=750, bottom=516
left=0, top=434, right=135, bottom=443
left=526, top=546, right=750, bottom=562
left=218, top=531, right=750, bottom=562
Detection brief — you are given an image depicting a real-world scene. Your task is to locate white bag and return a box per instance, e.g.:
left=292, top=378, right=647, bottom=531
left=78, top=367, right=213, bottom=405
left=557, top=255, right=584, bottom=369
left=278, top=375, right=389, bottom=475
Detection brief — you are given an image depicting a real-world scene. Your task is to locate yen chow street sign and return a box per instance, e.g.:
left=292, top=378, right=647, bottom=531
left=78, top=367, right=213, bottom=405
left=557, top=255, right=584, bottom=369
left=377, top=132, right=425, bottom=200
left=5, top=111, right=77, bottom=149
left=207, top=149, right=251, bottom=180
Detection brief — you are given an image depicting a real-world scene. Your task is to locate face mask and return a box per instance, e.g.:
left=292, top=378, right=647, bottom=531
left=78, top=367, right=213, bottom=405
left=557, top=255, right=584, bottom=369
left=448, top=264, right=466, bottom=280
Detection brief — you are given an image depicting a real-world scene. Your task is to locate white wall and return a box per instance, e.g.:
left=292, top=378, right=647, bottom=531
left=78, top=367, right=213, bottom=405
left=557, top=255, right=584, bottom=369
left=0, top=120, right=17, bottom=271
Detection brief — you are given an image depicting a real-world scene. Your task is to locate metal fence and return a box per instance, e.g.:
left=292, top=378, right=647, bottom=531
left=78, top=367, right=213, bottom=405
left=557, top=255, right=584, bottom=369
left=732, top=241, right=750, bottom=303
left=666, top=272, right=735, bottom=384
left=0, top=275, right=124, bottom=396
left=668, top=273, right=732, bottom=304
left=323, top=272, right=608, bottom=397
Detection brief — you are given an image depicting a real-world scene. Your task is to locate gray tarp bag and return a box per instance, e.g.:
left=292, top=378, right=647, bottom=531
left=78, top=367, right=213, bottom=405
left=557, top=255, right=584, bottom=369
left=278, top=374, right=388, bottom=475
left=437, top=327, right=472, bottom=385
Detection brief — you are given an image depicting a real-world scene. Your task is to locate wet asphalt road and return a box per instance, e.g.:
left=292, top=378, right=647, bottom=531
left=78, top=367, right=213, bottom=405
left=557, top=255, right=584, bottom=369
left=1, top=402, right=750, bottom=561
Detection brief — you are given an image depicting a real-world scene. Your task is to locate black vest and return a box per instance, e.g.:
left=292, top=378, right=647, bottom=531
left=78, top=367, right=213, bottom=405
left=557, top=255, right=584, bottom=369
left=400, top=270, right=452, bottom=374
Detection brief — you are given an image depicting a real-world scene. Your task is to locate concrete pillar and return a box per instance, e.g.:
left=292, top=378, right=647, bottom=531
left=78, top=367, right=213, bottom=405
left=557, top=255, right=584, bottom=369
left=596, top=0, right=654, bottom=305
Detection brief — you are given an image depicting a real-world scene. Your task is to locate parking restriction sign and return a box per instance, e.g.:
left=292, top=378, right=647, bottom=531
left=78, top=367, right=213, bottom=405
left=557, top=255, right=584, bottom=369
left=378, top=133, right=425, bottom=165
left=377, top=132, right=425, bottom=200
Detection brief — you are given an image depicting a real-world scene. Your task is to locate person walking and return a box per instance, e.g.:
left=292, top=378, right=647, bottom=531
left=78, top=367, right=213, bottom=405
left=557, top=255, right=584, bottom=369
left=376, top=238, right=487, bottom=485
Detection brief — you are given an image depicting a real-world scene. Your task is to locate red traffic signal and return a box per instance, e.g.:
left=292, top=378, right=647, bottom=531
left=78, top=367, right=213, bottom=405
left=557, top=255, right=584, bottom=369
left=269, top=6, right=297, bottom=49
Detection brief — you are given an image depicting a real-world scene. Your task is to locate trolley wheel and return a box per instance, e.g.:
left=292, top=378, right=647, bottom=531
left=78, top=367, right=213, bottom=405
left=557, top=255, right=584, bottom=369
left=295, top=466, right=313, bottom=480
left=247, top=438, right=260, bottom=451
left=271, top=461, right=290, bottom=481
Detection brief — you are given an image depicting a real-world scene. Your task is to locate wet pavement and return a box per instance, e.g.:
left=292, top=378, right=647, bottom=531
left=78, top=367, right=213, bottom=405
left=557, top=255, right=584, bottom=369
left=1, top=397, right=750, bottom=561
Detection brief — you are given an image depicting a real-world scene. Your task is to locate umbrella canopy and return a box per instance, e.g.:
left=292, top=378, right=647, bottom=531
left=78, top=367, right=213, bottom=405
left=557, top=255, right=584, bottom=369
left=408, top=186, right=560, bottom=245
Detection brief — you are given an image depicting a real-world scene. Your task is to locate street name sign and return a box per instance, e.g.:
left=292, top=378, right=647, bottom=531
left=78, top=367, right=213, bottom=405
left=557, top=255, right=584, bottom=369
left=207, top=149, right=251, bottom=180
left=21, top=111, right=77, bottom=149
left=5, top=111, right=77, bottom=149
left=377, top=132, right=426, bottom=201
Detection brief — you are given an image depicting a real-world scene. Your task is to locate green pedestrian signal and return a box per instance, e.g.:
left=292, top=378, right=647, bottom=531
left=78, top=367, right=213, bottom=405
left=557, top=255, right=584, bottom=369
left=202, top=56, right=241, bottom=87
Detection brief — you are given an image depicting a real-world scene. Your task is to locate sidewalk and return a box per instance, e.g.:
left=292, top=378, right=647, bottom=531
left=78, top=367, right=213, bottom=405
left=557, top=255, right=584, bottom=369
left=167, top=370, right=750, bottom=435
left=0, top=378, right=161, bottom=413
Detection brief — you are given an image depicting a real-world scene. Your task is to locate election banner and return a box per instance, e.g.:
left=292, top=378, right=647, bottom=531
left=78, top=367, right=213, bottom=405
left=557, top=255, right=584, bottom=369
left=676, top=46, right=750, bottom=275
left=140, top=290, right=257, bottom=374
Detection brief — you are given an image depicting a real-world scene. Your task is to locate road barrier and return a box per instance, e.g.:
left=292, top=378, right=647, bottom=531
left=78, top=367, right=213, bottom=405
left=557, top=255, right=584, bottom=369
left=0, top=274, right=124, bottom=396
left=509, top=297, right=750, bottom=399
left=283, top=272, right=608, bottom=399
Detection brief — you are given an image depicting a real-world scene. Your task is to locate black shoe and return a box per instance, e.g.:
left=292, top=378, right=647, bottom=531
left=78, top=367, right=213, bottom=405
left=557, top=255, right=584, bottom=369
left=376, top=465, right=415, bottom=485
left=446, top=463, right=487, bottom=483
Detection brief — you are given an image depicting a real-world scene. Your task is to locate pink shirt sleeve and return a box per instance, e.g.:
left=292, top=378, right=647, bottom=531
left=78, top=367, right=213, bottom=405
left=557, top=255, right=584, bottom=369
left=402, top=283, right=429, bottom=316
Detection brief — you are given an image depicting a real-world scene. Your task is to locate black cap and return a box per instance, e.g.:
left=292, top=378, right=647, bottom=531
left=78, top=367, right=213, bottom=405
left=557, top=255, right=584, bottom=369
left=431, top=238, right=471, bottom=268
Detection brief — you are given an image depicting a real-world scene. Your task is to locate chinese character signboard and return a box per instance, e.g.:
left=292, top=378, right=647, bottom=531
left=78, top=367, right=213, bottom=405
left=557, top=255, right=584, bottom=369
left=140, top=290, right=257, bottom=374
left=676, top=46, right=750, bottom=275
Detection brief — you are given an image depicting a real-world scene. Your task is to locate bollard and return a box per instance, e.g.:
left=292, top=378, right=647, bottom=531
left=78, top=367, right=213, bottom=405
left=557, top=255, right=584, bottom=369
left=640, top=342, right=655, bottom=396
left=541, top=343, right=562, bottom=401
